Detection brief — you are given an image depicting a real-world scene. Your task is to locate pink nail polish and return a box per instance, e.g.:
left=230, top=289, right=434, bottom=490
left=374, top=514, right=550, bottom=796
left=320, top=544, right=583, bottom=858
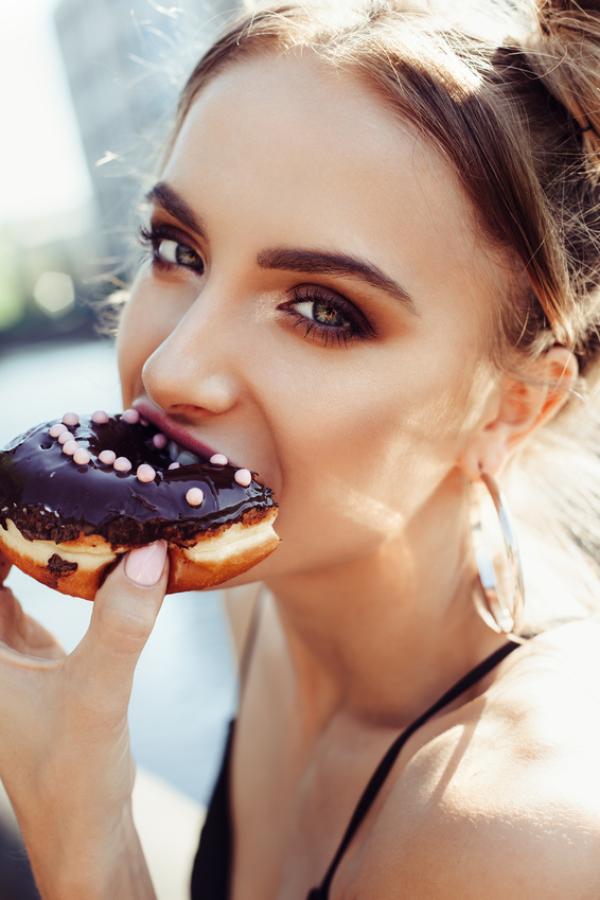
left=125, top=540, right=167, bottom=586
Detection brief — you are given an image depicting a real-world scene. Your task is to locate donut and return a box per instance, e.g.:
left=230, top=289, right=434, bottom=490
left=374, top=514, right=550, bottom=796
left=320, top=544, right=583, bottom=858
left=0, top=409, right=280, bottom=599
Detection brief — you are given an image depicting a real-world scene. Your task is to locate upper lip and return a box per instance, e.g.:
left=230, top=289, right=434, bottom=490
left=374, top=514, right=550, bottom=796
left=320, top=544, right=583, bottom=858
left=132, top=398, right=243, bottom=469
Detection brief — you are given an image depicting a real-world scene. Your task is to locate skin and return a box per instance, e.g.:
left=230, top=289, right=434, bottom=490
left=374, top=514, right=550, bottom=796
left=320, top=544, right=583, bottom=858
left=0, top=542, right=169, bottom=894
left=115, top=48, right=586, bottom=895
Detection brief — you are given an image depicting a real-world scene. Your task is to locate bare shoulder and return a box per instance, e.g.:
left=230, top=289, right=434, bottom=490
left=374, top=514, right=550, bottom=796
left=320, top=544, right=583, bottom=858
left=220, top=582, right=263, bottom=673
left=358, top=617, right=600, bottom=899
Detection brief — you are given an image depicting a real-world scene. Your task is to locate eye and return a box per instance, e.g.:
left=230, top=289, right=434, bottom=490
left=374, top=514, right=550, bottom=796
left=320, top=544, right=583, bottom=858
left=137, top=223, right=204, bottom=274
left=280, top=285, right=376, bottom=349
left=136, top=224, right=377, bottom=348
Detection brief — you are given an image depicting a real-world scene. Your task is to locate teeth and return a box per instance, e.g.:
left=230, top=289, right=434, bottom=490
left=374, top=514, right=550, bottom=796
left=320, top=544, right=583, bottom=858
left=166, top=439, right=202, bottom=466
left=177, top=449, right=202, bottom=466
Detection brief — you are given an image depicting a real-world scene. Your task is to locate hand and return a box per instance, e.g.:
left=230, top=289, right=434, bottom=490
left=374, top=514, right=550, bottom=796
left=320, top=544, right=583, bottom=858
left=0, top=540, right=169, bottom=895
left=0, top=552, right=12, bottom=587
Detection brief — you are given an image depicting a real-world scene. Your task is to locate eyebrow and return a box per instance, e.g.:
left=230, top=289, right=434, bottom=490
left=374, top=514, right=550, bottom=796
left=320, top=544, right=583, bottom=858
left=144, top=181, right=419, bottom=315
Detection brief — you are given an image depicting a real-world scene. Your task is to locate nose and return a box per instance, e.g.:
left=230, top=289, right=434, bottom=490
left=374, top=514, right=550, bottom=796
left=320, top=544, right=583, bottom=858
left=141, top=292, right=244, bottom=417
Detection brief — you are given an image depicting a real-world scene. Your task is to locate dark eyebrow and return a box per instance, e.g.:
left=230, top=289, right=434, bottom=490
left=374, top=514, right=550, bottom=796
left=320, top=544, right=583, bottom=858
left=144, top=181, right=419, bottom=315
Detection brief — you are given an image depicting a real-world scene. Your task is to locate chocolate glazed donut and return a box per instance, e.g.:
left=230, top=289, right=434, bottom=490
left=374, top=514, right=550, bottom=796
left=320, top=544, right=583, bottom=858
left=0, top=409, right=280, bottom=599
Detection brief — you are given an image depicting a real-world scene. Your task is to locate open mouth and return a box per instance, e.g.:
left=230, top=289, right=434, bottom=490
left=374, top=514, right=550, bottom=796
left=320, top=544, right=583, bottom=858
left=132, top=398, right=242, bottom=469
left=165, top=440, right=206, bottom=467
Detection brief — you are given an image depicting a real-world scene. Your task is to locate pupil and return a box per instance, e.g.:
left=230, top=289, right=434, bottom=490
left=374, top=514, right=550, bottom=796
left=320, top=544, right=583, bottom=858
left=176, top=245, right=198, bottom=266
left=315, top=301, right=340, bottom=326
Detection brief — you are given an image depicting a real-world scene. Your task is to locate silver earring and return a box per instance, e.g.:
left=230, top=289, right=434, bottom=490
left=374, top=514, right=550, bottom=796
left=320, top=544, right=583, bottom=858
left=469, top=468, right=528, bottom=644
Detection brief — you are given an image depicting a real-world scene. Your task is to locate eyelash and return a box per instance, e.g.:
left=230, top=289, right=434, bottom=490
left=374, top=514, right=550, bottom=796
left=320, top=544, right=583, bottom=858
left=136, top=222, right=376, bottom=348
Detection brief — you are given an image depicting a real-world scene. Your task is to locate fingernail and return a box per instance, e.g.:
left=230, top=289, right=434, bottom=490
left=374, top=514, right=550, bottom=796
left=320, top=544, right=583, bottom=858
left=125, top=540, right=167, bottom=587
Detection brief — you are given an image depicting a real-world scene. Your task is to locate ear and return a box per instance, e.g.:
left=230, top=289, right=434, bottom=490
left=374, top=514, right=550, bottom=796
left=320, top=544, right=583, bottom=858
left=458, top=346, right=578, bottom=481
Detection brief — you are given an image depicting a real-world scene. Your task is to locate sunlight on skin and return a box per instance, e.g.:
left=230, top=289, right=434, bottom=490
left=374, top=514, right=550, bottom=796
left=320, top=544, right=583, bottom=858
left=117, top=48, right=575, bottom=728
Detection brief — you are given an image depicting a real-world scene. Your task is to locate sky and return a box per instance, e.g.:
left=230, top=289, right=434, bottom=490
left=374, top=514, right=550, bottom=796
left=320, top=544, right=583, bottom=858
left=0, top=0, right=93, bottom=227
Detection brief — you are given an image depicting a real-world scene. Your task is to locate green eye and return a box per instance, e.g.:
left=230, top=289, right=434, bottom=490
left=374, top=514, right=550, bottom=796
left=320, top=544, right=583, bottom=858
left=138, top=224, right=205, bottom=274
left=281, top=286, right=376, bottom=349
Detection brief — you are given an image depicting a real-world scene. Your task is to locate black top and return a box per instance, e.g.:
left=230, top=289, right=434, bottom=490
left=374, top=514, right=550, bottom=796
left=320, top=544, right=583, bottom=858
left=190, top=600, right=537, bottom=899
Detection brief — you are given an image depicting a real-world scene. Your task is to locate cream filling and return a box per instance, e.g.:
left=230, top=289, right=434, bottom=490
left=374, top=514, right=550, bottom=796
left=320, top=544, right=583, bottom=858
left=0, top=518, right=116, bottom=571
left=0, top=514, right=278, bottom=570
left=182, top=518, right=278, bottom=563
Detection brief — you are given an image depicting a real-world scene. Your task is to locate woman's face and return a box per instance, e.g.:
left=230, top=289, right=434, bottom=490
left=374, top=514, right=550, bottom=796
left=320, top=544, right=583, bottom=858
left=118, top=49, right=506, bottom=585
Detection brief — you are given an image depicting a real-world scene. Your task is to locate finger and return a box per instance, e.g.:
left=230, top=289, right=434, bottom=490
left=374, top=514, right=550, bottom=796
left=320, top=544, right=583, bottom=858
left=0, top=585, right=65, bottom=661
left=67, top=540, right=168, bottom=715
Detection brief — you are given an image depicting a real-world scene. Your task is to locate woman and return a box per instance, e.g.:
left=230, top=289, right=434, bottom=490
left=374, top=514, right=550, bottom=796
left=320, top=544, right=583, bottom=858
left=1, top=0, right=600, bottom=896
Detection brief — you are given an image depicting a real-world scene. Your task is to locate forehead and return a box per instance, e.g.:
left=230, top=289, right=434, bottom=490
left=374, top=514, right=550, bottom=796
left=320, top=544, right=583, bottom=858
left=161, top=49, right=503, bottom=336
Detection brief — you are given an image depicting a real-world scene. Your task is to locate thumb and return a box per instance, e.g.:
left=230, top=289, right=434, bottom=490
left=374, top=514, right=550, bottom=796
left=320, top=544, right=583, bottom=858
left=68, top=540, right=169, bottom=712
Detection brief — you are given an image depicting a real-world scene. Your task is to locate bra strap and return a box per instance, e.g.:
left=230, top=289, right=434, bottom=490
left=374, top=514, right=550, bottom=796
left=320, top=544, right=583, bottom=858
left=316, top=638, right=524, bottom=895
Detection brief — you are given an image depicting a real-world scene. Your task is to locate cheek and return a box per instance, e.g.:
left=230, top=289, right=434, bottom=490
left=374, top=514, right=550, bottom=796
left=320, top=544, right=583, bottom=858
left=116, top=274, right=181, bottom=405
left=116, top=301, right=150, bottom=406
left=280, top=344, right=475, bottom=536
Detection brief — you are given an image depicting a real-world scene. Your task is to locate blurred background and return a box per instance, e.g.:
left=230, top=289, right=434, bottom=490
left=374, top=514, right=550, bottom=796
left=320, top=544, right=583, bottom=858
left=0, top=0, right=247, bottom=895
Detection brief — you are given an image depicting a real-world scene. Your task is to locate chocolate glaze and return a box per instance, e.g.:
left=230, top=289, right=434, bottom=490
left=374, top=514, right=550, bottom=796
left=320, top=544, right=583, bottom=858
left=0, top=413, right=277, bottom=548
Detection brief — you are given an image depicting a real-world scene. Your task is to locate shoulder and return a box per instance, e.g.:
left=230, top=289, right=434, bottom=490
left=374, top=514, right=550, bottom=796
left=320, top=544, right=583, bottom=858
left=366, top=786, right=600, bottom=899
left=359, top=617, right=600, bottom=899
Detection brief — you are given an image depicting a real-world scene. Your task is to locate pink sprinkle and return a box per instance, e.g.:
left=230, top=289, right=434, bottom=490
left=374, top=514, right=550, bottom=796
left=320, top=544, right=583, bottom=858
left=62, top=412, right=79, bottom=427
left=57, top=431, right=72, bottom=445
left=140, top=418, right=149, bottom=427
left=168, top=461, right=181, bottom=470
left=122, top=408, right=140, bottom=424
left=152, top=433, right=168, bottom=449
left=98, top=449, right=116, bottom=465
left=209, top=453, right=228, bottom=466
left=234, top=468, right=252, bottom=487
left=49, top=423, right=68, bottom=438
left=113, top=456, right=132, bottom=473
left=185, top=487, right=204, bottom=507
left=136, top=463, right=156, bottom=483
left=73, top=447, right=91, bottom=465
left=91, top=410, right=109, bottom=424
left=62, top=440, right=79, bottom=456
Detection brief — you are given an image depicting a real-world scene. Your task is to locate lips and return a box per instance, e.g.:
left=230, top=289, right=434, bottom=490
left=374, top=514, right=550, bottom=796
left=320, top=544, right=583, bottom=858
left=131, top=398, right=242, bottom=469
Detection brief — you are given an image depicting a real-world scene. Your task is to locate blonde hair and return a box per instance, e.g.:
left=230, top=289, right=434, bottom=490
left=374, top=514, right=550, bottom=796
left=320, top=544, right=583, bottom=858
left=99, top=0, right=600, bottom=633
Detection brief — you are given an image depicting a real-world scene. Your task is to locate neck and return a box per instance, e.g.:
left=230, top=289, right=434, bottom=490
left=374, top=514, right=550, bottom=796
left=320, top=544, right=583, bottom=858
left=263, top=472, right=510, bottom=739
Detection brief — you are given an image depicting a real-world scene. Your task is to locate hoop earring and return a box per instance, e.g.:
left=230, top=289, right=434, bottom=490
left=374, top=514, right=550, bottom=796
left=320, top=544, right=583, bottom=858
left=469, top=468, right=528, bottom=645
